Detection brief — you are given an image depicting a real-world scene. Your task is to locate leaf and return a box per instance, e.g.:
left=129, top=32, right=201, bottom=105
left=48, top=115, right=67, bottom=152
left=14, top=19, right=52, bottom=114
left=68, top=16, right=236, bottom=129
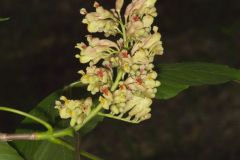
left=156, top=62, right=240, bottom=100
left=21, top=90, right=62, bottom=126
left=11, top=141, right=74, bottom=160
left=0, top=142, right=24, bottom=160
left=79, top=115, right=104, bottom=136
left=0, top=17, right=10, bottom=22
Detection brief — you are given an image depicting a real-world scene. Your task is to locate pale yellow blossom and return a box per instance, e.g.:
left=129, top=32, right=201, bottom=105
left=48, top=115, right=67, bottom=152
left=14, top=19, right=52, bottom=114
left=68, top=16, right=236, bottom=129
left=125, top=0, right=157, bottom=18
left=79, top=66, right=112, bottom=95
left=81, top=2, right=120, bottom=36
left=131, top=31, right=164, bottom=59
left=99, top=96, right=112, bottom=110
left=55, top=96, right=92, bottom=127
left=125, top=96, right=152, bottom=122
left=75, top=36, right=119, bottom=64
left=124, top=0, right=158, bottom=40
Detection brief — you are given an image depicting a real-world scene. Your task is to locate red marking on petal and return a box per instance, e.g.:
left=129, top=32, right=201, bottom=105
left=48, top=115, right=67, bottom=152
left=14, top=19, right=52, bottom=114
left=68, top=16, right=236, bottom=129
left=105, top=63, right=111, bottom=69
left=133, top=16, right=140, bottom=21
left=119, top=84, right=125, bottom=90
left=136, top=77, right=143, bottom=85
left=127, top=85, right=132, bottom=91
left=101, top=87, right=109, bottom=96
left=97, top=69, right=104, bottom=79
left=122, top=51, right=129, bottom=58
left=82, top=105, right=88, bottom=112
left=82, top=44, right=87, bottom=49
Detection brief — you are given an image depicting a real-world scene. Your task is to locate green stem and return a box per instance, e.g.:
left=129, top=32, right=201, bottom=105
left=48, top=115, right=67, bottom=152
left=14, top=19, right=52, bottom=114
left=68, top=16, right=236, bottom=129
left=74, top=104, right=103, bottom=131
left=64, top=81, right=85, bottom=91
left=111, top=69, right=124, bottom=91
left=35, top=127, right=74, bottom=140
left=120, top=22, right=127, bottom=47
left=0, top=106, right=53, bottom=132
left=118, top=11, right=128, bottom=48
left=98, top=112, right=139, bottom=124
left=53, top=127, right=74, bottom=138
left=50, top=138, right=74, bottom=151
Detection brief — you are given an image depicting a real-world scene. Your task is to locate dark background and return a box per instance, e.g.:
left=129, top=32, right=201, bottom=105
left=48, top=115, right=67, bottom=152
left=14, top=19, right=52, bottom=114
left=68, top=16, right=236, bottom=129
left=1, top=0, right=240, bottom=159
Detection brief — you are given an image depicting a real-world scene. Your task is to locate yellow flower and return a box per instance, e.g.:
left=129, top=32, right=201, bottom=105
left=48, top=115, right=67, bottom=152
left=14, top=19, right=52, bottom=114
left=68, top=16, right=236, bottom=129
left=99, top=96, right=112, bottom=110
left=125, top=96, right=152, bottom=122
left=124, top=0, right=146, bottom=19
left=81, top=2, right=120, bottom=36
left=75, top=36, right=119, bottom=64
left=79, top=66, right=112, bottom=95
left=132, top=49, right=149, bottom=65
left=123, top=69, right=160, bottom=98
left=125, top=0, right=157, bottom=18
left=126, top=20, right=148, bottom=39
left=55, top=96, right=92, bottom=127
left=124, top=0, right=158, bottom=40
left=131, top=31, right=164, bottom=58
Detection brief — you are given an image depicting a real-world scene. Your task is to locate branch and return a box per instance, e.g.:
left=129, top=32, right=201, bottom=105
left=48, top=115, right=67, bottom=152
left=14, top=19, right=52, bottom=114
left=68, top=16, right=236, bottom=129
left=0, top=133, right=36, bottom=141
left=0, top=127, right=74, bottom=142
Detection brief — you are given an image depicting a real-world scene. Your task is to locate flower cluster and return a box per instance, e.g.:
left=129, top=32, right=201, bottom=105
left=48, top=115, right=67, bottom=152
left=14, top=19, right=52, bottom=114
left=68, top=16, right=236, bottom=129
left=55, top=96, right=92, bottom=127
left=80, top=2, right=119, bottom=37
left=56, top=0, right=163, bottom=126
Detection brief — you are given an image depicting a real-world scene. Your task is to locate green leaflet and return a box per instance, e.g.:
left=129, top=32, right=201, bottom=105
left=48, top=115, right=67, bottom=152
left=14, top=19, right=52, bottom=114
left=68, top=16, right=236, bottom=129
left=156, top=62, right=240, bottom=100
left=0, top=142, right=24, bottom=160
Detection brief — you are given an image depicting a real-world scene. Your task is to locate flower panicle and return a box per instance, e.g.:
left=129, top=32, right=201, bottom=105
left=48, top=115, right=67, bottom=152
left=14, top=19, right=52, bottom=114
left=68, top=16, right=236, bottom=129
left=56, top=0, right=164, bottom=126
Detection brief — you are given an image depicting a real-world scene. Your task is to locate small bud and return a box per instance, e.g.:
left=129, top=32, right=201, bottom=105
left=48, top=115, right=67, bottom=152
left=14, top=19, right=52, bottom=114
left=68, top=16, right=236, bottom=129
left=116, top=0, right=124, bottom=12
left=111, top=105, right=120, bottom=114
left=143, top=15, right=154, bottom=27
left=94, top=1, right=100, bottom=8
left=80, top=8, right=87, bottom=15
left=153, top=26, right=158, bottom=32
left=99, top=96, right=111, bottom=109
left=155, top=81, right=161, bottom=87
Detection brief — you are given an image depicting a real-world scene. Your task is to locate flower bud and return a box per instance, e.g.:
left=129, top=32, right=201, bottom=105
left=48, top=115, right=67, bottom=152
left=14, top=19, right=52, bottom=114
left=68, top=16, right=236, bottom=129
left=116, top=0, right=124, bottom=12
left=80, top=8, right=87, bottom=15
